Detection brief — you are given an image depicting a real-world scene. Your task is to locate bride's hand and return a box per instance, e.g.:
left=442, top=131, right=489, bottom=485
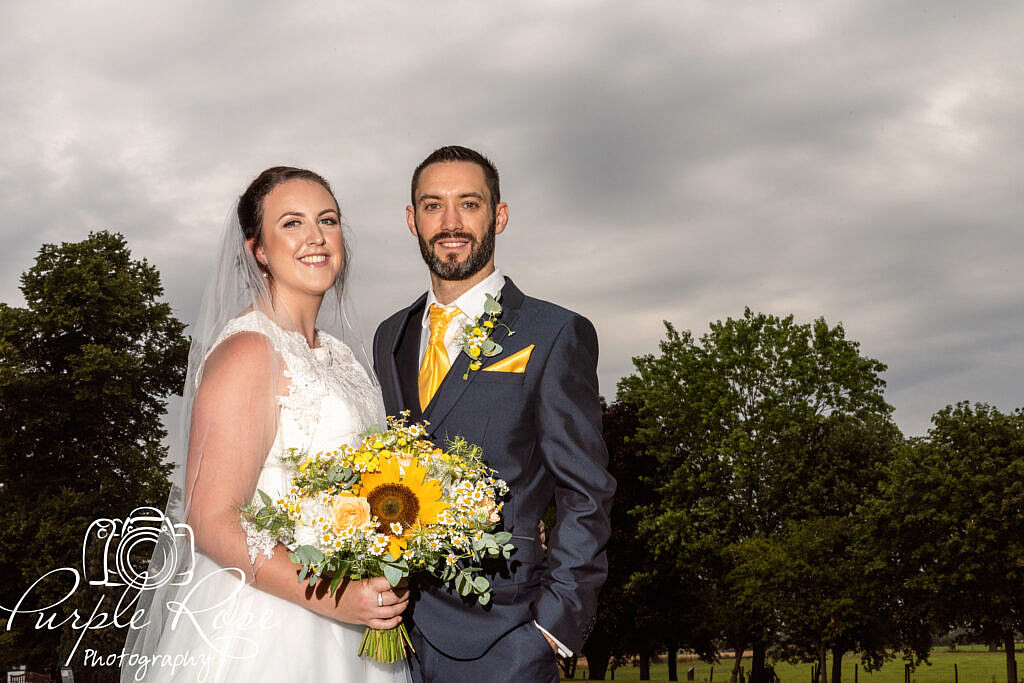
left=320, top=576, right=409, bottom=629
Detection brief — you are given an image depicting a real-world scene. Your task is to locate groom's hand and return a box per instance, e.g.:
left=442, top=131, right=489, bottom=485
left=541, top=631, right=559, bottom=655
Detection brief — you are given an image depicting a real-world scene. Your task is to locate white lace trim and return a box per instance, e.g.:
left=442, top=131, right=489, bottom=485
left=242, top=519, right=277, bottom=564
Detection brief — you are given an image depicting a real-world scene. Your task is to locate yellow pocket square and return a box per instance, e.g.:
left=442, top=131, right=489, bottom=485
left=482, top=345, right=534, bottom=373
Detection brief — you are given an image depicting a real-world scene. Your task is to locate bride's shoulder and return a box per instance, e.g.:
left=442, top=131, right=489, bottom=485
left=197, top=312, right=283, bottom=386
left=193, top=331, right=280, bottom=404
left=203, top=331, right=278, bottom=377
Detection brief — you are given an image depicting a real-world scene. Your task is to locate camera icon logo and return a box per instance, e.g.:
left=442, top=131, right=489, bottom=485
left=82, top=506, right=195, bottom=591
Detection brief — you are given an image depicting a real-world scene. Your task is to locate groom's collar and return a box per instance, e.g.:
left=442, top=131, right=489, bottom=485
left=421, top=266, right=505, bottom=328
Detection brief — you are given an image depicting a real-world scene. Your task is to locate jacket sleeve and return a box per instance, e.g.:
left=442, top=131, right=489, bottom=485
left=531, top=313, right=615, bottom=653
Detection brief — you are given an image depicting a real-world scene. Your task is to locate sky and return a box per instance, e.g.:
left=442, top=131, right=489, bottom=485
left=1, top=1, right=1021, bottom=437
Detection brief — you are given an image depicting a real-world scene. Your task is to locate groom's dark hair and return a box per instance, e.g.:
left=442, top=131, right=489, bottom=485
left=411, top=145, right=500, bottom=212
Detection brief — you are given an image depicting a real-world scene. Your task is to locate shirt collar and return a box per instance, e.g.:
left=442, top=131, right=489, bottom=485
left=421, top=267, right=505, bottom=329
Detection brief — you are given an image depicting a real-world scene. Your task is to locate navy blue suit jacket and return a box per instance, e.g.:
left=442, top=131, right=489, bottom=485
left=372, top=278, right=614, bottom=659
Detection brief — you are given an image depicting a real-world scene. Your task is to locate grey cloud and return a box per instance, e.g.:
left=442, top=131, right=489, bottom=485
left=1, top=0, right=1022, bottom=438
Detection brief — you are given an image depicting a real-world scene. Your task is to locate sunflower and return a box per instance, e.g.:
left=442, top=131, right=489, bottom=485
left=360, top=457, right=448, bottom=559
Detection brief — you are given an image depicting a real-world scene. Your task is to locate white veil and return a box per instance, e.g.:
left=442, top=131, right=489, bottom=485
left=121, top=170, right=381, bottom=681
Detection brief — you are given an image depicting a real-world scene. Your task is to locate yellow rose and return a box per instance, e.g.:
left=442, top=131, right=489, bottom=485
left=478, top=497, right=501, bottom=524
left=331, top=494, right=372, bottom=531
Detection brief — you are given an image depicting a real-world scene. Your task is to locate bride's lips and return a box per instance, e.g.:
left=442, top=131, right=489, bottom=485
left=297, top=253, right=331, bottom=267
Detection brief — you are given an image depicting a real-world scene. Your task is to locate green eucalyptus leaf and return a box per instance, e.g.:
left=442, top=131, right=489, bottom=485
left=382, top=562, right=405, bottom=587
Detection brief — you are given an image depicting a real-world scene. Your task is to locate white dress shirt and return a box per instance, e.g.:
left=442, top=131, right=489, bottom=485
left=417, top=266, right=572, bottom=658
left=418, top=267, right=507, bottom=367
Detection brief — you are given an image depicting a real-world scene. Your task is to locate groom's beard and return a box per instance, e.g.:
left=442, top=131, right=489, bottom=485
left=416, top=219, right=496, bottom=281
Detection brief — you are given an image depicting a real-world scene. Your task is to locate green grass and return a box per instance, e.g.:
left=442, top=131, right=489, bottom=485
left=564, top=647, right=1016, bottom=682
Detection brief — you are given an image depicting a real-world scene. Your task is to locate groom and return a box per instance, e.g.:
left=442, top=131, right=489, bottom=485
left=373, top=146, right=615, bottom=682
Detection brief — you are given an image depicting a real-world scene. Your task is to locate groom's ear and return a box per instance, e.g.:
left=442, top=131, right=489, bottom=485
left=406, top=205, right=418, bottom=237
left=494, top=202, right=509, bottom=236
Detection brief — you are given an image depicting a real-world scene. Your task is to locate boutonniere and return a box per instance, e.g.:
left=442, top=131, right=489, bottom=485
left=460, top=293, right=515, bottom=379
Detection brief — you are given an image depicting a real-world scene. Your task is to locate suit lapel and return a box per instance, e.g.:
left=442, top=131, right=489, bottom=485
left=389, top=294, right=426, bottom=421
left=423, top=278, right=524, bottom=435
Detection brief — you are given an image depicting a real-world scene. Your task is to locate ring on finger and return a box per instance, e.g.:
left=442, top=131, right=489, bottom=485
left=377, top=592, right=384, bottom=607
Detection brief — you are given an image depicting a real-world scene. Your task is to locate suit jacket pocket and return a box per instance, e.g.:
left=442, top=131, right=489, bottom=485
left=471, top=371, right=527, bottom=385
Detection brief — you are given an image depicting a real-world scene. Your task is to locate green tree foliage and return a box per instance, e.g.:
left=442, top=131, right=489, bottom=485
left=618, top=309, right=893, bottom=682
left=0, top=231, right=188, bottom=679
left=583, top=400, right=717, bottom=681
left=869, top=402, right=1024, bottom=683
left=730, top=414, right=904, bottom=683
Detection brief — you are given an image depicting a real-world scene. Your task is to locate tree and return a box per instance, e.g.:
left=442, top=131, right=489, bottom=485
left=583, top=400, right=717, bottom=681
left=868, top=402, right=1024, bottom=683
left=729, top=414, right=904, bottom=683
left=0, top=231, right=188, bottom=680
left=618, top=309, right=892, bottom=682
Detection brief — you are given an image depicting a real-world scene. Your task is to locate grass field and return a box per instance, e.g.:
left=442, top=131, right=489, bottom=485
left=563, top=646, right=1016, bottom=682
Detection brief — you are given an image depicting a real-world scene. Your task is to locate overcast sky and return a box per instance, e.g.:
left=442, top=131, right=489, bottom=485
left=1, top=1, right=1021, bottom=436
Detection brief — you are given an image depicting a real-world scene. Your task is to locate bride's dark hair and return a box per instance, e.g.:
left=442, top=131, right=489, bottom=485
left=238, top=166, right=334, bottom=239
left=237, top=166, right=351, bottom=294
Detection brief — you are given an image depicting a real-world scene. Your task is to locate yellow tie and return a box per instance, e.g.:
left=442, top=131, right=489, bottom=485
left=419, top=305, right=461, bottom=410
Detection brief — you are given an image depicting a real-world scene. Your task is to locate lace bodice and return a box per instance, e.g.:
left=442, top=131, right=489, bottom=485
left=206, top=309, right=385, bottom=483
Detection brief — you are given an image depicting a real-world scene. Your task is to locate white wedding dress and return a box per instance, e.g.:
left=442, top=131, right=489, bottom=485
left=144, top=311, right=410, bottom=683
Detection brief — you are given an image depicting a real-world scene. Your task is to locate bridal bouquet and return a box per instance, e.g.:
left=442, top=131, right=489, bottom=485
left=241, top=413, right=513, bottom=662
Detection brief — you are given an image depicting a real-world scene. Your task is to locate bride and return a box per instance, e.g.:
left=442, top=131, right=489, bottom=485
left=122, top=168, right=411, bottom=682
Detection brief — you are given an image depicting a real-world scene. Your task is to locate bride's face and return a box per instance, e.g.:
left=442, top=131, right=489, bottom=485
left=252, top=179, right=344, bottom=301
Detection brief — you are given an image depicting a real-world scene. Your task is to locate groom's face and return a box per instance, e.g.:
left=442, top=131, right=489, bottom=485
left=407, top=161, right=508, bottom=281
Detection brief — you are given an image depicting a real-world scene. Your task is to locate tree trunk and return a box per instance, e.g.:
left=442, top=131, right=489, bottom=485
left=582, top=634, right=612, bottom=681
left=639, top=640, right=651, bottom=681
left=560, top=655, right=578, bottom=680
left=817, top=641, right=829, bottom=683
left=750, top=641, right=767, bottom=683
left=831, top=646, right=844, bottom=683
left=667, top=640, right=678, bottom=681
left=732, top=646, right=745, bottom=683
left=1006, top=632, right=1017, bottom=683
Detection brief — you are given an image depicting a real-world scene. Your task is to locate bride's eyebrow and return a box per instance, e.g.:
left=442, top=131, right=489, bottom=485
left=276, top=208, right=339, bottom=222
